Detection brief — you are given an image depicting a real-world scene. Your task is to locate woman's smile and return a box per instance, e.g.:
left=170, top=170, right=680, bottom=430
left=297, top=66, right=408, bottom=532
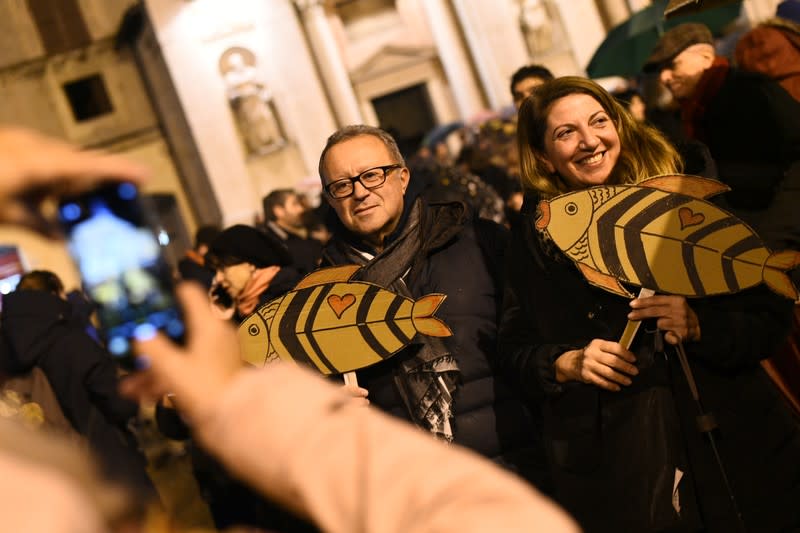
left=541, top=93, right=621, bottom=189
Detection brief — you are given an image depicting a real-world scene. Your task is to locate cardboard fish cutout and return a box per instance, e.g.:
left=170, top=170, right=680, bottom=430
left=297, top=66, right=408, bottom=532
left=238, top=264, right=452, bottom=374
left=536, top=175, right=800, bottom=300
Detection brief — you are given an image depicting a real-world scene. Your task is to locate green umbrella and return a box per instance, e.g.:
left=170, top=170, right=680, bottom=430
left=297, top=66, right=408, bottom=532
left=665, top=0, right=743, bottom=18
left=586, top=0, right=743, bottom=78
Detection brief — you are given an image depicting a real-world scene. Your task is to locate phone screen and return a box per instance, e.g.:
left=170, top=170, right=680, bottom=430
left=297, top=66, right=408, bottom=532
left=58, top=182, right=185, bottom=368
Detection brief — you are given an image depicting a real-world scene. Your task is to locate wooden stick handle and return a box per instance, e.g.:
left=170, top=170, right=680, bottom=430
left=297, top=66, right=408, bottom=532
left=618, top=288, right=655, bottom=350
left=343, top=371, right=358, bottom=387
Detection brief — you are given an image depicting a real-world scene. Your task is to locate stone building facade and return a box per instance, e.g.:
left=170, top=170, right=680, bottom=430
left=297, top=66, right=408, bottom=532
left=0, top=0, right=783, bottom=286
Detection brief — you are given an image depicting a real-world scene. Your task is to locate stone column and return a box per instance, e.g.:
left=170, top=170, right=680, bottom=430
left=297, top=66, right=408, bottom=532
left=626, top=0, right=651, bottom=13
left=552, top=0, right=608, bottom=73
left=449, top=0, right=530, bottom=109
left=293, top=0, right=362, bottom=125
left=420, top=0, right=485, bottom=120
left=595, top=0, right=631, bottom=29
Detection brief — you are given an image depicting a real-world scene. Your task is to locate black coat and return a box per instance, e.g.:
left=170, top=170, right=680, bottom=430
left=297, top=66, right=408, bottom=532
left=323, top=201, right=547, bottom=488
left=263, top=222, right=323, bottom=277
left=690, top=67, right=800, bottom=250
left=0, top=290, right=152, bottom=494
left=499, top=195, right=800, bottom=532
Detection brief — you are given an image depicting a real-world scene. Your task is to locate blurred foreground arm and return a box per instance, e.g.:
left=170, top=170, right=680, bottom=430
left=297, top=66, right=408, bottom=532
left=0, top=126, right=147, bottom=234
left=123, top=284, right=579, bottom=533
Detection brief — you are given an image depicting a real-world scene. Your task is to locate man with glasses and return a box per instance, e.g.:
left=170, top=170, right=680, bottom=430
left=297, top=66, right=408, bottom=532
left=318, top=125, right=548, bottom=490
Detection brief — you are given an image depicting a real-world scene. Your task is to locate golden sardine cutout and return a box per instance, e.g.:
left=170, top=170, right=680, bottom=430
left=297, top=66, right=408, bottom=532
left=536, top=175, right=800, bottom=299
left=238, top=265, right=452, bottom=374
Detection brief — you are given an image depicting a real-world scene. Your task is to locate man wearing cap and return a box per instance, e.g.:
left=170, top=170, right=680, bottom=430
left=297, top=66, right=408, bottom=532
left=317, top=124, right=548, bottom=490
left=646, top=22, right=800, bottom=251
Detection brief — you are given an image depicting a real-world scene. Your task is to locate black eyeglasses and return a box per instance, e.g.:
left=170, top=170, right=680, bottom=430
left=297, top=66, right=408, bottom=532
left=325, top=164, right=403, bottom=199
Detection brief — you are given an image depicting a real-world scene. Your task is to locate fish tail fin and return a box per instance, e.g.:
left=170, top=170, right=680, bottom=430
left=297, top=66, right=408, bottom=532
left=411, top=294, right=452, bottom=337
left=765, top=250, right=800, bottom=270
left=763, top=269, right=799, bottom=300
left=763, top=251, right=800, bottom=299
left=413, top=316, right=452, bottom=337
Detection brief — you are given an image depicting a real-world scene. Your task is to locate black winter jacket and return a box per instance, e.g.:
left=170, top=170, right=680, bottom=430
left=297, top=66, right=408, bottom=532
left=0, top=290, right=153, bottom=494
left=323, top=200, right=547, bottom=487
left=687, top=67, right=800, bottom=250
left=499, top=194, right=800, bottom=532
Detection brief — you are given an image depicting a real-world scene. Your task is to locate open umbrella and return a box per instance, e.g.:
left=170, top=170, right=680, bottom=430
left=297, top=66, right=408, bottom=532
left=421, top=121, right=464, bottom=148
left=586, top=0, right=743, bottom=78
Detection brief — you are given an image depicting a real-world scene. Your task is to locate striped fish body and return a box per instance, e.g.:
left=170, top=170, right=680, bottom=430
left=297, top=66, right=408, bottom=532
left=238, top=265, right=451, bottom=374
left=536, top=175, right=800, bottom=299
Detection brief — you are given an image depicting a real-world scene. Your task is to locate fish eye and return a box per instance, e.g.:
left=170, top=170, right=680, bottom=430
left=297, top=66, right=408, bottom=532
left=248, top=324, right=260, bottom=336
left=565, top=202, right=578, bottom=215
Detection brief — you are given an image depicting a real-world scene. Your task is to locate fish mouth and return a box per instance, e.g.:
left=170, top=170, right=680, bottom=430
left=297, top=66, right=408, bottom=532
left=535, top=200, right=550, bottom=230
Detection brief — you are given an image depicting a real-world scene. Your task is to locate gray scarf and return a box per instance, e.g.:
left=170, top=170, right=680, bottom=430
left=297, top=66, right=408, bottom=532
left=333, top=199, right=463, bottom=441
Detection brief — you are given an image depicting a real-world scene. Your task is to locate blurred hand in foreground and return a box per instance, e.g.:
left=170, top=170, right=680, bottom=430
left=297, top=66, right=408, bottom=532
left=0, top=126, right=148, bottom=235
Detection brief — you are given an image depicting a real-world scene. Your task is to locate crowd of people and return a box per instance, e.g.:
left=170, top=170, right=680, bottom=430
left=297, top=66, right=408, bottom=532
left=1, top=4, right=800, bottom=532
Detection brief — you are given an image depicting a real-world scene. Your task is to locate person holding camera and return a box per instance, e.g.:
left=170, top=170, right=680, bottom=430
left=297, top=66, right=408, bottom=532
left=205, top=224, right=301, bottom=322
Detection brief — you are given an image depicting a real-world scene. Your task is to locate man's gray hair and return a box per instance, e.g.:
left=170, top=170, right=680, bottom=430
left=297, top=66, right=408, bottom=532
left=317, top=125, right=406, bottom=183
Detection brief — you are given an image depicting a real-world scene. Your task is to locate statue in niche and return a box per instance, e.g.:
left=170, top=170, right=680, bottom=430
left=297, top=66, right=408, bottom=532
left=219, top=47, right=286, bottom=156
left=518, top=0, right=554, bottom=56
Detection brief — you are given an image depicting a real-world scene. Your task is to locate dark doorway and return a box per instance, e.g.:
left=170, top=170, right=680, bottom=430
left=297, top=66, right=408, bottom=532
left=371, top=84, right=436, bottom=158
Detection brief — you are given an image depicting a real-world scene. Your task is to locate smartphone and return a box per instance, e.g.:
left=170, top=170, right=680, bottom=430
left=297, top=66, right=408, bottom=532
left=58, top=182, right=185, bottom=370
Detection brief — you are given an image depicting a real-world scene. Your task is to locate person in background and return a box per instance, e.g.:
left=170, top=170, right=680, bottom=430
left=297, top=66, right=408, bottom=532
left=735, top=0, right=800, bottom=101
left=0, top=270, right=155, bottom=498
left=734, top=0, right=800, bottom=418
left=506, top=64, right=556, bottom=226
left=647, top=21, right=800, bottom=418
left=510, top=64, right=555, bottom=110
left=177, top=224, right=220, bottom=289
left=611, top=87, right=647, bottom=122
left=262, top=189, right=323, bottom=275
left=644, top=22, right=800, bottom=251
left=205, top=224, right=299, bottom=321
left=501, top=75, right=800, bottom=532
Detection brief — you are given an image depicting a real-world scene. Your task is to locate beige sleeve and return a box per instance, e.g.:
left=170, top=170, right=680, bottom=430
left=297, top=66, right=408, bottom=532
left=191, top=364, right=579, bottom=533
left=0, top=451, right=106, bottom=533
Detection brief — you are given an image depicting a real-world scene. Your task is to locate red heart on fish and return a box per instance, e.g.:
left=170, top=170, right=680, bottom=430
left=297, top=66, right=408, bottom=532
left=327, top=294, right=356, bottom=318
left=679, top=207, right=705, bottom=229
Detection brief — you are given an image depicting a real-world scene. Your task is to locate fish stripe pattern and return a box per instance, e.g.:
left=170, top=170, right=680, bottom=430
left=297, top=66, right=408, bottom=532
left=238, top=265, right=454, bottom=374
left=683, top=216, right=740, bottom=295
left=684, top=216, right=738, bottom=245
left=542, top=177, right=800, bottom=300
left=591, top=188, right=767, bottom=296
left=303, top=283, right=339, bottom=373
left=278, top=286, right=335, bottom=373
left=385, top=293, right=413, bottom=345
left=589, top=187, right=763, bottom=296
left=722, top=234, right=763, bottom=292
left=624, top=193, right=692, bottom=287
left=594, top=188, right=657, bottom=279
left=356, top=284, right=393, bottom=359
left=681, top=240, right=706, bottom=295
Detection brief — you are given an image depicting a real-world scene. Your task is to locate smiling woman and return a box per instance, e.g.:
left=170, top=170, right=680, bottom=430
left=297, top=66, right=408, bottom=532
left=517, top=77, right=680, bottom=197
left=539, top=93, right=621, bottom=190
left=500, top=76, right=800, bottom=532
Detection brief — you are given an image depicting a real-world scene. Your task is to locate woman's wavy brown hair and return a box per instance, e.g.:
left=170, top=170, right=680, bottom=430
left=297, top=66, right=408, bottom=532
left=517, top=76, right=682, bottom=198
